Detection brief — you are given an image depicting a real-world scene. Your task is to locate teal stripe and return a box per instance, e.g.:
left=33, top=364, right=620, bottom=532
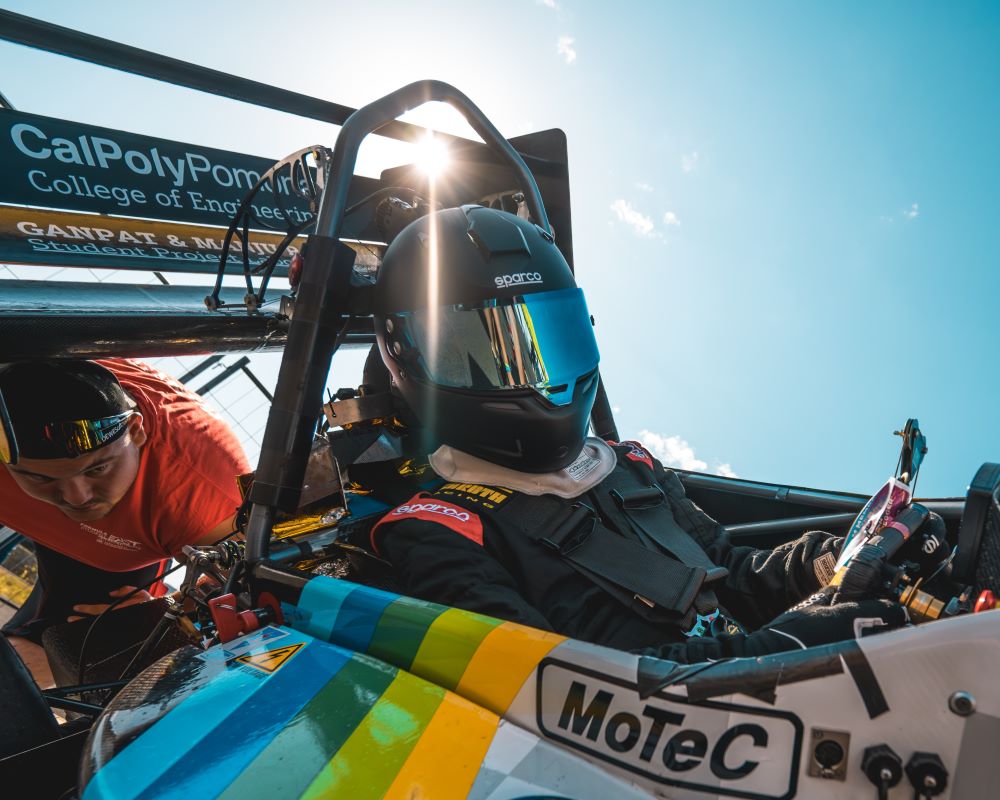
left=296, top=578, right=358, bottom=641
left=330, top=581, right=396, bottom=653
left=133, top=641, right=349, bottom=800
left=83, top=631, right=311, bottom=800
left=216, top=655, right=398, bottom=800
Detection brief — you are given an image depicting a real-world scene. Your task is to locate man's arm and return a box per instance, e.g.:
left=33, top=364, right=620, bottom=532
left=715, top=532, right=841, bottom=626
left=654, top=463, right=840, bottom=625
left=375, top=518, right=554, bottom=631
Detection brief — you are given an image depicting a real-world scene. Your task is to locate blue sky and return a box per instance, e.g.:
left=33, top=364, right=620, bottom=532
left=0, top=1, right=998, bottom=497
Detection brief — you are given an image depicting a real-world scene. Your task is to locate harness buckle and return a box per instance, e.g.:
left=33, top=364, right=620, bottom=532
left=540, top=503, right=596, bottom=555
left=611, top=484, right=665, bottom=510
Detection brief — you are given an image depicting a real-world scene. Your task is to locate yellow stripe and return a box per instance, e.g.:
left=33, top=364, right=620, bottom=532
left=383, top=692, right=500, bottom=799
left=456, top=621, right=566, bottom=714
left=300, top=671, right=444, bottom=800
left=408, top=607, right=501, bottom=690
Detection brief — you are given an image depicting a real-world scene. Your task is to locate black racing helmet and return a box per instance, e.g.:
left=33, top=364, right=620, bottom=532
left=373, top=205, right=600, bottom=473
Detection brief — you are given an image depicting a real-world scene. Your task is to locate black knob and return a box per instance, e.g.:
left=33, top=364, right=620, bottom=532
left=861, top=744, right=903, bottom=789
left=905, top=752, right=948, bottom=798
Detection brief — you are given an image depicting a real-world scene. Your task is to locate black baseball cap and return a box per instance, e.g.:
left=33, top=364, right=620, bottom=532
left=0, top=361, right=136, bottom=462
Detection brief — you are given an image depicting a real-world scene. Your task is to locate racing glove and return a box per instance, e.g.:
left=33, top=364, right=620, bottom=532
left=721, top=595, right=908, bottom=658
left=834, top=510, right=950, bottom=603
left=895, top=510, right=951, bottom=572
left=637, top=595, right=908, bottom=664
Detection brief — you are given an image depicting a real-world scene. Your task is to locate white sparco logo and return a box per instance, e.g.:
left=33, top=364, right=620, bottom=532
left=495, top=272, right=543, bottom=288
left=393, top=502, right=471, bottom=522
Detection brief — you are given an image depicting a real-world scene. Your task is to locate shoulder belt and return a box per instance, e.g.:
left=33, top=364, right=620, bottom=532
left=595, top=449, right=728, bottom=580
left=505, top=492, right=708, bottom=624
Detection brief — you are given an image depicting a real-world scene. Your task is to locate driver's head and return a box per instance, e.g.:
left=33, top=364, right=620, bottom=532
left=374, top=205, right=600, bottom=473
left=0, top=360, right=146, bottom=521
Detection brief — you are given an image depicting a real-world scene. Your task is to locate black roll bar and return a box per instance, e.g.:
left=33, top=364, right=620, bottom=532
left=244, top=80, right=553, bottom=564
left=0, top=9, right=559, bottom=177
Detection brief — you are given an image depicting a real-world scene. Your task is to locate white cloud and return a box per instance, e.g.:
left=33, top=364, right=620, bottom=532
left=609, top=199, right=656, bottom=238
left=905, top=202, right=919, bottom=219
left=612, top=405, right=621, bottom=414
left=637, top=430, right=707, bottom=472
left=538, top=0, right=558, bottom=7
left=635, top=181, right=654, bottom=192
left=637, top=429, right=738, bottom=477
left=681, top=151, right=700, bottom=173
left=663, top=211, right=681, bottom=226
left=557, top=36, right=577, bottom=64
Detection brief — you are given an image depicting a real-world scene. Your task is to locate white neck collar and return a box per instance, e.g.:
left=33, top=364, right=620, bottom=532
left=428, top=437, right=616, bottom=499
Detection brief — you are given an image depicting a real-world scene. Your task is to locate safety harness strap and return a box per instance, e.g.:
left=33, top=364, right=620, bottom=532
left=507, top=494, right=707, bottom=621
left=595, top=453, right=731, bottom=618
left=592, top=463, right=729, bottom=580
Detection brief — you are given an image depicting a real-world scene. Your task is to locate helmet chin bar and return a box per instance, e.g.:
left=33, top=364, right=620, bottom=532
left=245, top=82, right=552, bottom=566
left=403, top=369, right=600, bottom=475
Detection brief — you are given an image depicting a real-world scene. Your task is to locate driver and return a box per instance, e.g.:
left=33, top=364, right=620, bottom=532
left=0, top=359, right=249, bottom=682
left=369, top=205, right=937, bottom=662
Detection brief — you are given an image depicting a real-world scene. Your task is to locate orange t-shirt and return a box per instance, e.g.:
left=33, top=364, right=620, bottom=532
left=0, top=359, right=250, bottom=571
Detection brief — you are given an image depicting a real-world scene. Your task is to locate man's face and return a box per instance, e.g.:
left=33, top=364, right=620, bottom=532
left=3, top=416, right=147, bottom=522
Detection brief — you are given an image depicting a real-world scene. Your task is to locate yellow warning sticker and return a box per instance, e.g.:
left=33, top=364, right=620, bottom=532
left=234, top=642, right=304, bottom=674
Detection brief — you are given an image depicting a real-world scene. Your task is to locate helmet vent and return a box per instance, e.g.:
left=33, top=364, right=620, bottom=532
left=481, top=401, right=523, bottom=413
left=466, top=211, right=531, bottom=261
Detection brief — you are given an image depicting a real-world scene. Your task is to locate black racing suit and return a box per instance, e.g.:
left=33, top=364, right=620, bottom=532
left=373, top=441, right=842, bottom=663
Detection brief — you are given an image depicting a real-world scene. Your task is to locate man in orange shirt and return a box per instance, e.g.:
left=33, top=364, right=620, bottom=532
left=0, top=359, right=249, bottom=683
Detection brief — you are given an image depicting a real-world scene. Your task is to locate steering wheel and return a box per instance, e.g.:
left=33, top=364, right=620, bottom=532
left=830, top=499, right=929, bottom=598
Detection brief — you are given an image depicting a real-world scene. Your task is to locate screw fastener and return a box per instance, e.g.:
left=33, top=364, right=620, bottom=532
left=948, top=691, right=976, bottom=716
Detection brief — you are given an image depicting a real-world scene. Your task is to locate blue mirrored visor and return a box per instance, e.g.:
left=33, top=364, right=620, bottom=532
left=391, top=287, right=599, bottom=406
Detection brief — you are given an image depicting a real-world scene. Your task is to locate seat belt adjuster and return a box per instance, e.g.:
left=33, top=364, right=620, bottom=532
left=540, top=504, right=596, bottom=555
left=611, top=484, right=665, bottom=510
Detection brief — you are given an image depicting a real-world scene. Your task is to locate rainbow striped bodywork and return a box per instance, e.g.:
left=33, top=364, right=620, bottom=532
left=81, top=576, right=649, bottom=800
left=83, top=575, right=999, bottom=799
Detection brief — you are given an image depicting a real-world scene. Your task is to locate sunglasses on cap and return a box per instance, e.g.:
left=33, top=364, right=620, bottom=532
left=0, top=402, right=136, bottom=465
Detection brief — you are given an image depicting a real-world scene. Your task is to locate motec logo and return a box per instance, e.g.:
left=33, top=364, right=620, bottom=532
left=494, top=271, right=543, bottom=289
left=537, top=660, right=802, bottom=799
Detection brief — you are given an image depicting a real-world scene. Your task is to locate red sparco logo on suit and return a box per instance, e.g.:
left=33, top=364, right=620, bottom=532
left=373, top=492, right=485, bottom=551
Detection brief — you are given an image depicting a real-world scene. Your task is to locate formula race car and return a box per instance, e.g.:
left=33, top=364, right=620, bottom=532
left=1, top=12, right=1000, bottom=800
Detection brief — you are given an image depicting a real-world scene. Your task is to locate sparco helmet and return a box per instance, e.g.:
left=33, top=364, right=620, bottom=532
left=374, top=205, right=600, bottom=473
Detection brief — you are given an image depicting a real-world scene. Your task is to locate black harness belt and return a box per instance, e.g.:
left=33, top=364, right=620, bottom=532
left=594, top=467, right=729, bottom=582
left=508, top=494, right=716, bottom=623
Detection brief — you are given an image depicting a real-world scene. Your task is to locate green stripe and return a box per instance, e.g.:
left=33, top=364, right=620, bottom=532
left=216, top=656, right=396, bottom=800
left=367, top=595, right=446, bottom=669
left=408, top=607, right=502, bottom=691
left=301, top=670, right=446, bottom=800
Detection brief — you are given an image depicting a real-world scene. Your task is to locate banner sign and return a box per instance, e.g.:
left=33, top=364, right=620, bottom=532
left=0, top=109, right=315, bottom=228
left=0, top=205, right=382, bottom=276
left=0, top=205, right=299, bottom=275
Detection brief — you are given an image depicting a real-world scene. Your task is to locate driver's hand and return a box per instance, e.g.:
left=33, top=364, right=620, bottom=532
left=68, top=585, right=155, bottom=622
left=897, top=510, right=950, bottom=572
left=727, top=596, right=908, bottom=658
left=835, top=509, right=950, bottom=602
left=833, top=542, right=888, bottom=602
